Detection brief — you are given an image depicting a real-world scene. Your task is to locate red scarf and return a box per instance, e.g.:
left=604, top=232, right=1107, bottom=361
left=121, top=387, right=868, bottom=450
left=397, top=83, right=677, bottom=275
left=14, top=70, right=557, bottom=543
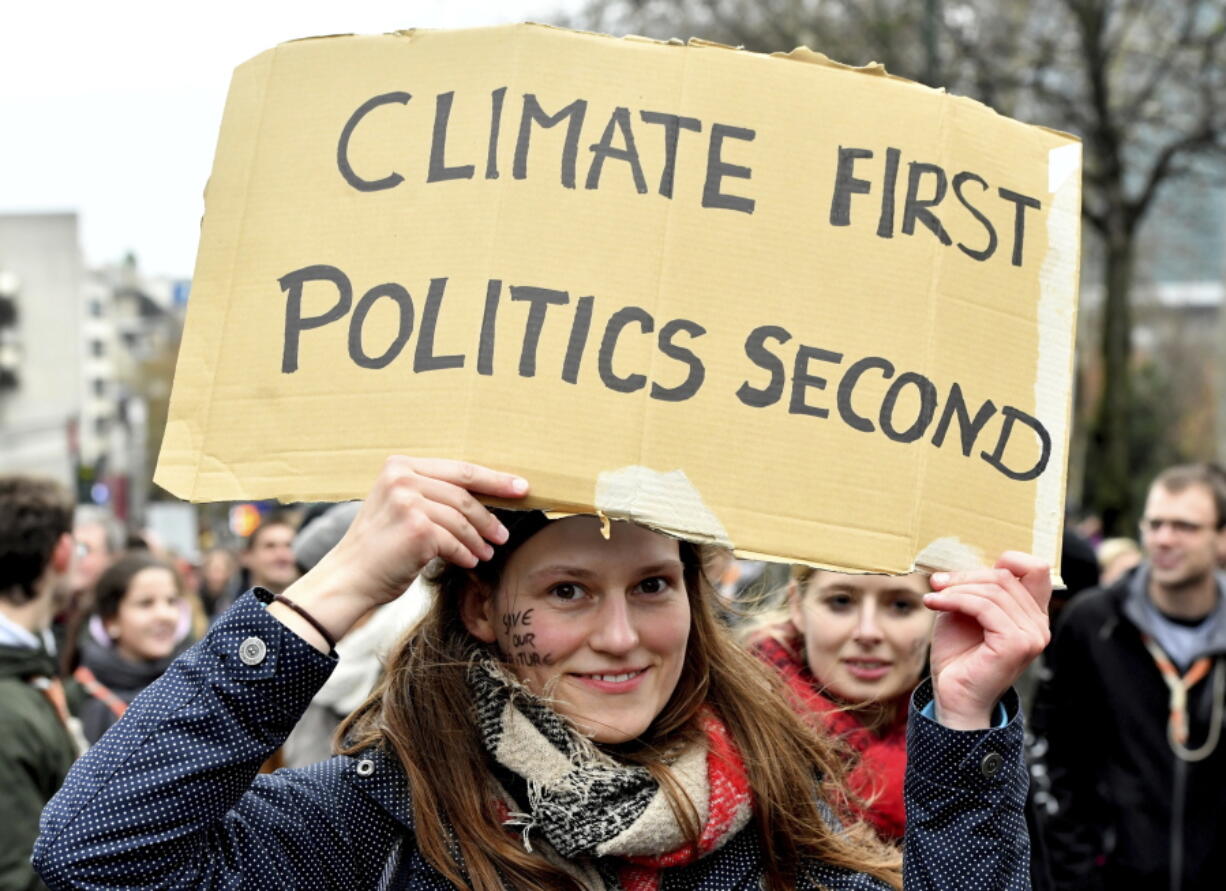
left=752, top=631, right=909, bottom=840
left=618, top=710, right=753, bottom=890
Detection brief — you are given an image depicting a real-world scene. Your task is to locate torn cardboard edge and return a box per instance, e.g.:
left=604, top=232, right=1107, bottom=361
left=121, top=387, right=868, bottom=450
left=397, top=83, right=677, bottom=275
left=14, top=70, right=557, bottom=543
left=529, top=465, right=1066, bottom=586
left=263, top=21, right=1077, bottom=146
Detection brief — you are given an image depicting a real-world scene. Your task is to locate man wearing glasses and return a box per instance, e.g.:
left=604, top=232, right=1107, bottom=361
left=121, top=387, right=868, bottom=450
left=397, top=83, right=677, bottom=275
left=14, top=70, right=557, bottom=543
left=1034, top=464, right=1226, bottom=891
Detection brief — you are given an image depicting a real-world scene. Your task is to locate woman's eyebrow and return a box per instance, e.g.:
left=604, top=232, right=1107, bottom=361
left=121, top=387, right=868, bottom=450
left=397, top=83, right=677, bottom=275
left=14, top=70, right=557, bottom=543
left=818, top=584, right=858, bottom=595
left=631, top=560, right=684, bottom=577
left=524, top=565, right=598, bottom=582
left=523, top=559, right=683, bottom=583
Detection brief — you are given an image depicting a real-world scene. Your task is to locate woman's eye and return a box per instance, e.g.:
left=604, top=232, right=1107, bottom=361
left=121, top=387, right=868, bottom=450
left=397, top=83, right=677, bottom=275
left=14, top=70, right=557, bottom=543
left=636, top=576, right=668, bottom=595
left=890, top=598, right=918, bottom=615
left=550, top=582, right=582, bottom=601
left=823, top=594, right=854, bottom=611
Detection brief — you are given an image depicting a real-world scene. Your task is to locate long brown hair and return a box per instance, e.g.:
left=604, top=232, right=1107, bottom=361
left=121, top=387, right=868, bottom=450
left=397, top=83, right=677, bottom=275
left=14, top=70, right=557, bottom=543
left=340, top=517, right=902, bottom=890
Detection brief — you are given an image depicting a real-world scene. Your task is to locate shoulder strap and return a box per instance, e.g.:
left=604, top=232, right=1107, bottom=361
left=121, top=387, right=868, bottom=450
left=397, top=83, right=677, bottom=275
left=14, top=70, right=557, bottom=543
left=73, top=665, right=129, bottom=719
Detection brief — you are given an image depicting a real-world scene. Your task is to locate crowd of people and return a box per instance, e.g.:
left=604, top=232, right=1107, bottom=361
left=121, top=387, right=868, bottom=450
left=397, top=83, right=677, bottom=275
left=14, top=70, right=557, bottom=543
left=1, top=457, right=1224, bottom=888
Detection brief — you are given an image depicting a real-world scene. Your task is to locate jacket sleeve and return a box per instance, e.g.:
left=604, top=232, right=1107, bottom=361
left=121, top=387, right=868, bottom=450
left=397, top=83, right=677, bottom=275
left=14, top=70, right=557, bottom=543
left=901, top=680, right=1030, bottom=890
left=1028, top=604, right=1107, bottom=890
left=33, top=591, right=374, bottom=890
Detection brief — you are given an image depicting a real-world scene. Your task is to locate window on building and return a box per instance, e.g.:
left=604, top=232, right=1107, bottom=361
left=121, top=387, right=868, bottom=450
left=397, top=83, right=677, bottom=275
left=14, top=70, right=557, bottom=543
left=90, top=339, right=105, bottom=358
left=92, top=378, right=106, bottom=397
left=89, top=300, right=104, bottom=318
left=94, top=416, right=109, bottom=437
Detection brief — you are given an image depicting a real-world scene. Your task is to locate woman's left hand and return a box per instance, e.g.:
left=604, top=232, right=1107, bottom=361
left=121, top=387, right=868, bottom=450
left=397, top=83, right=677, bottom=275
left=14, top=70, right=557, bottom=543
left=923, top=551, right=1052, bottom=730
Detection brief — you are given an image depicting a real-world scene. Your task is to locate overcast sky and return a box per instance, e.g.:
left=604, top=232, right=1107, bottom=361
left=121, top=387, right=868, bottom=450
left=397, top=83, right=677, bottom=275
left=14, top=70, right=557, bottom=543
left=0, top=1, right=576, bottom=278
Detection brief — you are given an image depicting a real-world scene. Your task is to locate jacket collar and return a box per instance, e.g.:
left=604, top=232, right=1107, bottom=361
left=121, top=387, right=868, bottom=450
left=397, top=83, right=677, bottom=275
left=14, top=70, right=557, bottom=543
left=1121, top=564, right=1226, bottom=656
left=346, top=745, right=416, bottom=831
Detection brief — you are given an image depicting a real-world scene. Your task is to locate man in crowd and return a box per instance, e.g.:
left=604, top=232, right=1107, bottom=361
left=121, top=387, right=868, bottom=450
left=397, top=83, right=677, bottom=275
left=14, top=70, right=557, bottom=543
left=53, top=508, right=122, bottom=673
left=242, top=515, right=299, bottom=597
left=68, top=509, right=120, bottom=605
left=1034, top=463, right=1226, bottom=890
left=0, top=476, right=81, bottom=890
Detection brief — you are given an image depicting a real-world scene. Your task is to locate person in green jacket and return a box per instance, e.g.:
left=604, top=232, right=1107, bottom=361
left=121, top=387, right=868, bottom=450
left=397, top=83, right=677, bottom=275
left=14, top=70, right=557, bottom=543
left=0, top=476, right=81, bottom=891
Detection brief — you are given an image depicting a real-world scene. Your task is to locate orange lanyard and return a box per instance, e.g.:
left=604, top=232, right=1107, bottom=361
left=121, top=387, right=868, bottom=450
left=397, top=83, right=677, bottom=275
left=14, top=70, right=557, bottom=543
left=1142, top=634, right=1211, bottom=746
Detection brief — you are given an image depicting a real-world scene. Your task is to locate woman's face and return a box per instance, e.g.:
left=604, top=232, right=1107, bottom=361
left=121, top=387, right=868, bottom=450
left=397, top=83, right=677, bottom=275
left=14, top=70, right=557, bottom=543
left=106, top=567, right=182, bottom=663
left=789, top=570, right=933, bottom=703
left=465, top=516, right=692, bottom=744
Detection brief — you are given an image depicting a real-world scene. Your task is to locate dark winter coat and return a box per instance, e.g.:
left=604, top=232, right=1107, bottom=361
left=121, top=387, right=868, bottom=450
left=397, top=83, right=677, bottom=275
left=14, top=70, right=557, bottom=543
left=36, top=591, right=1032, bottom=889
left=1032, top=566, right=1226, bottom=890
left=0, top=643, right=79, bottom=891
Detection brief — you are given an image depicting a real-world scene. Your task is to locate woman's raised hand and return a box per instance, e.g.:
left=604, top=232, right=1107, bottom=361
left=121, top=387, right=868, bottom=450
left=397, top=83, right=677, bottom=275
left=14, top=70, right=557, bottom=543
left=922, top=552, right=1052, bottom=730
left=274, top=457, right=528, bottom=651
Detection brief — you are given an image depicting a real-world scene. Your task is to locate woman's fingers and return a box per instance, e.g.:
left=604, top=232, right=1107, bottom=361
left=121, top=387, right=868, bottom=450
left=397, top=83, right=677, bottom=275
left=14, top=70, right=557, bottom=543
left=413, top=475, right=510, bottom=549
left=924, top=584, right=1048, bottom=657
left=927, top=560, right=1052, bottom=661
left=397, top=456, right=529, bottom=500
left=932, top=565, right=1047, bottom=628
left=419, top=499, right=495, bottom=567
left=994, top=550, right=1053, bottom=616
left=381, top=456, right=528, bottom=549
left=421, top=511, right=487, bottom=570
left=925, top=581, right=1023, bottom=639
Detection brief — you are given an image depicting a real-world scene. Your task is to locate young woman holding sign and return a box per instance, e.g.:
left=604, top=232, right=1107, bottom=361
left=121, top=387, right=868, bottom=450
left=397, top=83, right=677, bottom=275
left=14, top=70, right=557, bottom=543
left=746, top=569, right=936, bottom=841
left=36, top=456, right=1047, bottom=890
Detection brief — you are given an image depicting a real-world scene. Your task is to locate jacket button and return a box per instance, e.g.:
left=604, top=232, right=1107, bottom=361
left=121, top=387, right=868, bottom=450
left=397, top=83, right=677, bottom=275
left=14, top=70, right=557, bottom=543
left=239, top=637, right=267, bottom=666
left=356, top=758, right=375, bottom=777
left=980, top=751, right=1004, bottom=778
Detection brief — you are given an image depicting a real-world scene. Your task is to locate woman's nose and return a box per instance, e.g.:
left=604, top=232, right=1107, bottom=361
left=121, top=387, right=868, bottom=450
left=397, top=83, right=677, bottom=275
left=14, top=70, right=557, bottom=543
left=588, top=594, right=640, bottom=654
left=853, top=602, right=883, bottom=643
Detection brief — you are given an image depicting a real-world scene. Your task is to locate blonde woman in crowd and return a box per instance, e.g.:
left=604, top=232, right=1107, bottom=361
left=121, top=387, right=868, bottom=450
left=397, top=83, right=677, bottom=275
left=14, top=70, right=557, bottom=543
left=746, top=568, right=935, bottom=840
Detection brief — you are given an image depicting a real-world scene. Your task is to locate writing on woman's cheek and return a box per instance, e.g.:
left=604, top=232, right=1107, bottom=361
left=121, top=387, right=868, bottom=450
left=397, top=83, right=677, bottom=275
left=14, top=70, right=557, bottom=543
left=501, top=608, right=555, bottom=666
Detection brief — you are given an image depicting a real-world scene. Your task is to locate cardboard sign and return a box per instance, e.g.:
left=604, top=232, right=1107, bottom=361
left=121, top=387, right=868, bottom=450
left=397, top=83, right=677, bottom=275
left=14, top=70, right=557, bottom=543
left=155, top=24, right=1082, bottom=577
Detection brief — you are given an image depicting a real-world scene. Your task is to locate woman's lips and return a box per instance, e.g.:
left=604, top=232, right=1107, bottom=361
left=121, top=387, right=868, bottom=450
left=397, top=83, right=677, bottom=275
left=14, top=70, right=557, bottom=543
left=842, top=659, right=892, bottom=681
left=570, top=667, right=649, bottom=693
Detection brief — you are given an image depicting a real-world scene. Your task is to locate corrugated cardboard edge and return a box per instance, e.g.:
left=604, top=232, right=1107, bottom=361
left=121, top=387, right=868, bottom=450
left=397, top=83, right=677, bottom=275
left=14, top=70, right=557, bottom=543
left=1030, top=143, right=1083, bottom=590
left=243, top=22, right=1079, bottom=133
left=594, top=466, right=733, bottom=548
left=152, top=46, right=279, bottom=503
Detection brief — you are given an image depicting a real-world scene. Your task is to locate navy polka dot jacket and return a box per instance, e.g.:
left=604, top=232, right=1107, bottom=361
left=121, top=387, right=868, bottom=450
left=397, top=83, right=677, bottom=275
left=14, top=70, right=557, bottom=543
left=34, top=591, right=1031, bottom=889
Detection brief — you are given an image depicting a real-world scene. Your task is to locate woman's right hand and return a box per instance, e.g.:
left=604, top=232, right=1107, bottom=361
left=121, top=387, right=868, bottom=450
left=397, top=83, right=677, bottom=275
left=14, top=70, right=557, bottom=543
left=328, top=456, right=528, bottom=606
left=273, top=456, right=528, bottom=650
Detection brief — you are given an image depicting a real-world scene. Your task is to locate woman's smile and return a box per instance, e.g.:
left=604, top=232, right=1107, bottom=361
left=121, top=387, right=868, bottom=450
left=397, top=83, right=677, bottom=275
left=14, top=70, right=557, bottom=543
left=568, top=666, right=651, bottom=692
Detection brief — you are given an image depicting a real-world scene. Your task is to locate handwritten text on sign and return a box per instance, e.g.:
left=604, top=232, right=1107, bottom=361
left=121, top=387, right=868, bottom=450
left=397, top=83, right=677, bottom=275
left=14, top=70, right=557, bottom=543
left=275, top=88, right=1050, bottom=484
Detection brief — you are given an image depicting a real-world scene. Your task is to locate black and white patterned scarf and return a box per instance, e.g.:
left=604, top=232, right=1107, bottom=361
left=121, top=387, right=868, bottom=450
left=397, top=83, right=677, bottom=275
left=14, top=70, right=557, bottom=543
left=468, top=656, right=752, bottom=864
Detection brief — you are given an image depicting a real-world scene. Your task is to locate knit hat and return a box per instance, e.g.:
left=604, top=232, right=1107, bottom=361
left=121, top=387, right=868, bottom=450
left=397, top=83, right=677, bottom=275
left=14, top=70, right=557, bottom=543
left=293, top=501, right=362, bottom=571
